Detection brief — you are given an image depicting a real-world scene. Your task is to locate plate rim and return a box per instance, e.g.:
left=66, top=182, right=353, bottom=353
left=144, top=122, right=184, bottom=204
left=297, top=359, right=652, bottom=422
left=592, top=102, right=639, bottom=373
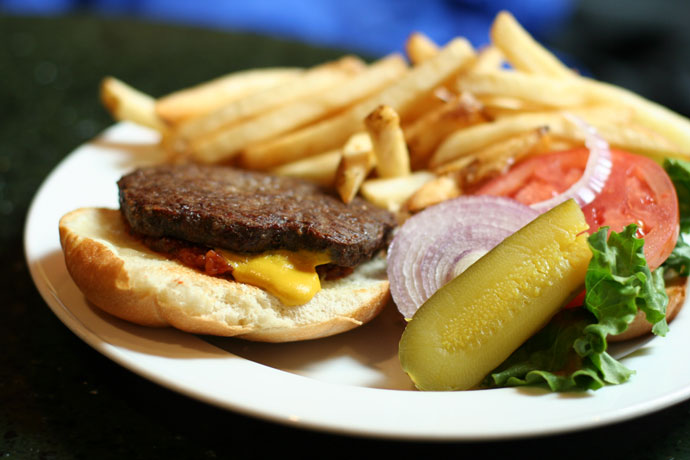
left=24, top=122, right=690, bottom=441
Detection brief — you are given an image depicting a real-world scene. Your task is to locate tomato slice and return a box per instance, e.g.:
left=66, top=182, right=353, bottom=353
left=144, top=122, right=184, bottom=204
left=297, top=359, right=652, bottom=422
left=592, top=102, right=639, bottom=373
left=475, top=148, right=679, bottom=271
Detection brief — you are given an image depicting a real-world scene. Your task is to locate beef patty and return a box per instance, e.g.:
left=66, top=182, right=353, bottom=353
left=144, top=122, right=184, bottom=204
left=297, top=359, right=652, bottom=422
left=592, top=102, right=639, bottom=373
left=118, top=164, right=396, bottom=267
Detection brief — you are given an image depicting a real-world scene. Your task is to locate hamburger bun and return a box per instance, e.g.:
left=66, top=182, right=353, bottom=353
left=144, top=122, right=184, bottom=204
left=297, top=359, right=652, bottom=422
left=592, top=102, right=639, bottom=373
left=608, top=276, right=687, bottom=342
left=59, top=207, right=390, bottom=342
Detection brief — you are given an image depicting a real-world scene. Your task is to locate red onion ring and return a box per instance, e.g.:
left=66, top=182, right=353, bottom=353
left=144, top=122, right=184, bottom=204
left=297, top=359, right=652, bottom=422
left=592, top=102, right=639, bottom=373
left=387, top=196, right=539, bottom=319
left=530, top=113, right=612, bottom=213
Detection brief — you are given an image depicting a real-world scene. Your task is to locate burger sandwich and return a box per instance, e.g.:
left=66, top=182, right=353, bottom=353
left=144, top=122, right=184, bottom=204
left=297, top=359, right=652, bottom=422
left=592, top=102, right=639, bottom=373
left=59, top=163, right=396, bottom=342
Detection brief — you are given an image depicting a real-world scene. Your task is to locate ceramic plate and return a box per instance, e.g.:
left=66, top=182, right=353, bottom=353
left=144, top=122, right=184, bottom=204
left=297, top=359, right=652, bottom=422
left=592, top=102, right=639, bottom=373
left=25, top=122, right=690, bottom=440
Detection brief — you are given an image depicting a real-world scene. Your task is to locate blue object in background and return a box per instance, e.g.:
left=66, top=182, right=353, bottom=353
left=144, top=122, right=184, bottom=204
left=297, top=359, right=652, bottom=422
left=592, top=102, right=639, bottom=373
left=1, top=0, right=573, bottom=55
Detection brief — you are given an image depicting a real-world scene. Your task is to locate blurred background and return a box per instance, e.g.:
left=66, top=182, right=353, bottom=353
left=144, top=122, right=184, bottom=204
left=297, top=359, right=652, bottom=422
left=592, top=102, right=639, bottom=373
left=4, top=2, right=690, bottom=458
left=2, top=0, right=689, bottom=114
left=0, top=0, right=574, bottom=56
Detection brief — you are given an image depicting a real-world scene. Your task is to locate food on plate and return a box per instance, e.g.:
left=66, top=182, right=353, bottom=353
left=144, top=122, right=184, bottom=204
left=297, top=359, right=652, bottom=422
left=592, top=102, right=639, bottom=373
left=238, top=37, right=474, bottom=171
left=156, top=66, right=304, bottom=125
left=395, top=194, right=684, bottom=391
left=387, top=195, right=540, bottom=319
left=172, top=56, right=364, bottom=138
left=186, top=55, right=406, bottom=164
left=404, top=32, right=440, bottom=66
left=270, top=149, right=343, bottom=187
left=118, top=164, right=393, bottom=268
left=391, top=120, right=685, bottom=390
left=100, top=77, right=166, bottom=132
left=476, top=148, right=679, bottom=270
left=84, top=9, right=690, bottom=390
left=364, top=104, right=411, bottom=179
left=404, top=91, right=486, bottom=170
left=402, top=174, right=462, bottom=212
left=59, top=164, right=395, bottom=342
left=489, top=10, right=575, bottom=79
left=609, top=276, right=686, bottom=342
left=399, top=200, right=592, bottom=391
left=335, top=132, right=376, bottom=204
left=359, top=171, right=436, bottom=213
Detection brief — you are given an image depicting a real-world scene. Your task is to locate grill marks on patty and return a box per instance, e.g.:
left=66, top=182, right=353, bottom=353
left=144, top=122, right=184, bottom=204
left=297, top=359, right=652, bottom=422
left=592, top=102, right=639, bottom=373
left=117, top=164, right=396, bottom=267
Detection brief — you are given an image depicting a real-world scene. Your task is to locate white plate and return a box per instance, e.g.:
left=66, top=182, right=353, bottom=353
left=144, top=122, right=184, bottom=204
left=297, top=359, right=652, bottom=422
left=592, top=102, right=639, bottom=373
left=25, top=122, right=690, bottom=441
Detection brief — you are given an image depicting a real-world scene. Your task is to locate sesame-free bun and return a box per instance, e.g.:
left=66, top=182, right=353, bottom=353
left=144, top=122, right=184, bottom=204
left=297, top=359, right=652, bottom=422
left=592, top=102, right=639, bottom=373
left=59, top=207, right=390, bottom=342
left=608, top=276, right=687, bottom=342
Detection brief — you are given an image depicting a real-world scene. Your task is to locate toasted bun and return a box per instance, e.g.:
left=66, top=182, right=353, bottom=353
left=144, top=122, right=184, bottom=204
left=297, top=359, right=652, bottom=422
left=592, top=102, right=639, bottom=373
left=608, top=276, right=687, bottom=342
left=59, top=207, right=390, bottom=342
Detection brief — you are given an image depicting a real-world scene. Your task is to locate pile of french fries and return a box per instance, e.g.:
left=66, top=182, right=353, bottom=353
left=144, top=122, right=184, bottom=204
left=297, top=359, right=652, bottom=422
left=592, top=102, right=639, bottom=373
left=101, top=11, right=690, bottom=215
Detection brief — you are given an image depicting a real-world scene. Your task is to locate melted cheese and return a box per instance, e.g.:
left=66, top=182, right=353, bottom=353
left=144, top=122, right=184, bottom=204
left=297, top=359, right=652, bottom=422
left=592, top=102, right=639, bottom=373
left=218, top=249, right=332, bottom=306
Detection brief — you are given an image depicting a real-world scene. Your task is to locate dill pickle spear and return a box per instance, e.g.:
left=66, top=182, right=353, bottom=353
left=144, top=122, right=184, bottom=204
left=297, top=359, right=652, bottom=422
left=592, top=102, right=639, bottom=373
left=399, top=199, right=592, bottom=391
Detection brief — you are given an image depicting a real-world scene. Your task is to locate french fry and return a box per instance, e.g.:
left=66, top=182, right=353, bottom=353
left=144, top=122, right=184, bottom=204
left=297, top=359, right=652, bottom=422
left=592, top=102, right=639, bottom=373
left=405, top=32, right=440, bottom=65
left=176, top=55, right=366, bottom=142
left=240, top=110, right=360, bottom=170
left=477, top=95, right=549, bottom=120
left=430, top=106, right=634, bottom=168
left=458, top=70, right=591, bottom=108
left=431, top=155, right=476, bottom=177
left=397, top=38, right=476, bottom=124
left=97, top=10, right=690, bottom=221
left=335, top=132, right=376, bottom=203
left=270, top=149, right=342, bottom=187
left=404, top=174, right=462, bottom=212
left=100, top=77, right=166, bottom=132
left=365, top=105, right=410, bottom=178
left=490, top=11, right=575, bottom=79
left=432, top=86, right=456, bottom=103
left=566, top=105, right=635, bottom=125
left=430, top=111, right=563, bottom=167
left=189, top=54, right=407, bottom=164
left=404, top=91, right=485, bottom=169
left=471, top=45, right=504, bottom=73
left=469, top=110, right=674, bottom=162
left=155, top=67, right=303, bottom=125
left=435, top=127, right=552, bottom=186
left=458, top=68, right=690, bottom=150
left=488, top=10, right=690, bottom=159
left=544, top=139, right=579, bottom=152
left=478, top=95, right=549, bottom=119
left=574, top=77, right=690, bottom=158
left=398, top=86, right=456, bottom=125
left=240, top=38, right=476, bottom=170
left=360, top=171, right=436, bottom=212
left=555, top=120, right=680, bottom=160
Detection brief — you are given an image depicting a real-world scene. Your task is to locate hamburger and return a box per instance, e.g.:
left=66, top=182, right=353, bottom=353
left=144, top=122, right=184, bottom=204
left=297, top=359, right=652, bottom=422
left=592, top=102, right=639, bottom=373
left=59, top=163, right=396, bottom=342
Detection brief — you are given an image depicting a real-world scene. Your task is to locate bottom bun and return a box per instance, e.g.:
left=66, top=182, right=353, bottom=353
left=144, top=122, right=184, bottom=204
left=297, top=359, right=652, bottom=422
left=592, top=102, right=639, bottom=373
left=59, top=207, right=390, bottom=342
left=608, top=276, right=687, bottom=343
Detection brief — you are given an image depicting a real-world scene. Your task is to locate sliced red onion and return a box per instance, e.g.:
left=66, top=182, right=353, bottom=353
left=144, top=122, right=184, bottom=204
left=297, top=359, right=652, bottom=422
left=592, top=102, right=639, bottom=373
left=387, top=196, right=539, bottom=319
left=530, top=113, right=612, bottom=213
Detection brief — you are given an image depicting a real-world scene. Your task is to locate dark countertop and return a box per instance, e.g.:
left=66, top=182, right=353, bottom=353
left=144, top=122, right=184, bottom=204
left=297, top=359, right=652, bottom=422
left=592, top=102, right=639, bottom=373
left=4, top=7, right=690, bottom=459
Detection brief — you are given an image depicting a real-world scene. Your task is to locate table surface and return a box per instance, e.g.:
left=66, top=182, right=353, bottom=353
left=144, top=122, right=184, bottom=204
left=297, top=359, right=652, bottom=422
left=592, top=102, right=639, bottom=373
left=4, top=6, right=690, bottom=459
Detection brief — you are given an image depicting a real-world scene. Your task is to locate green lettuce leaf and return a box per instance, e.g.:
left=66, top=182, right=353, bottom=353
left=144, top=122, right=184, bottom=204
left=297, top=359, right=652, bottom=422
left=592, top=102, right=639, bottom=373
left=663, top=158, right=690, bottom=225
left=484, top=308, right=615, bottom=391
left=484, top=224, right=668, bottom=392
left=580, top=225, right=668, bottom=341
left=663, top=158, right=690, bottom=275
